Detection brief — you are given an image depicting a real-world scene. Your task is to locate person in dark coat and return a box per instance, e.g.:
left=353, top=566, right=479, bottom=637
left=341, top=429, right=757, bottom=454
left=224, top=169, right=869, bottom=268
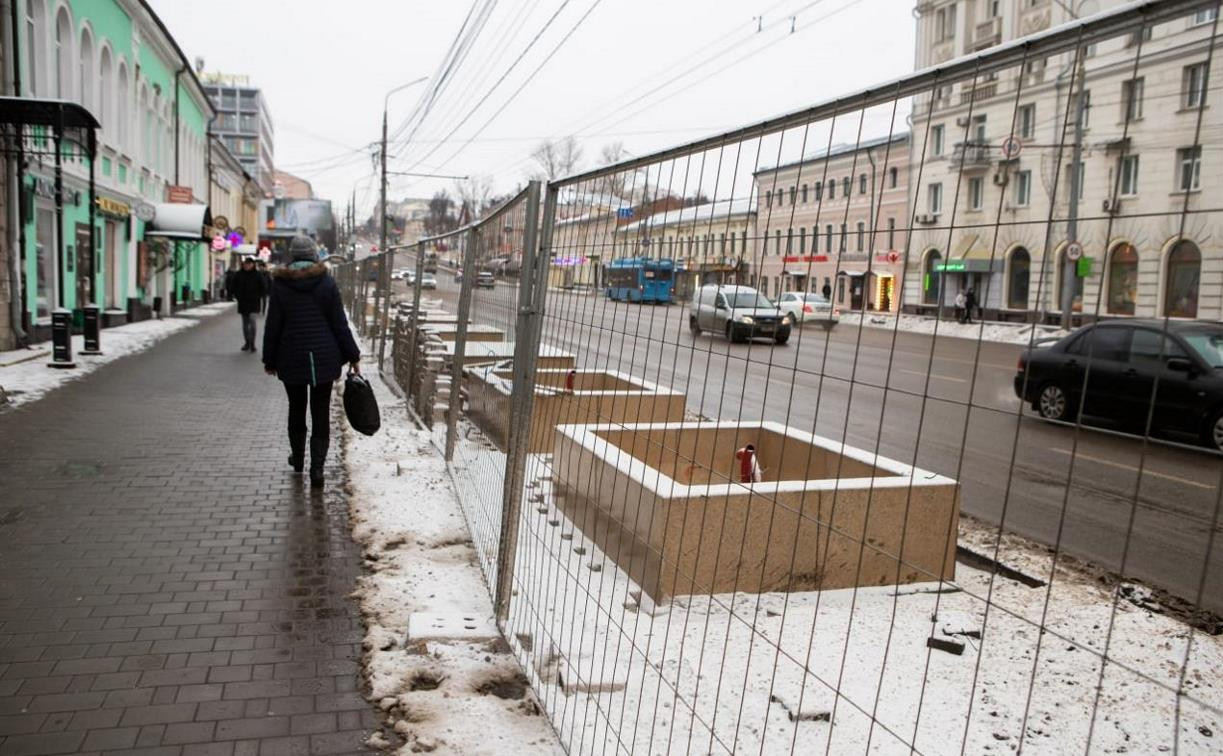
left=964, top=287, right=978, bottom=324
left=262, top=236, right=361, bottom=486
left=229, top=256, right=265, bottom=352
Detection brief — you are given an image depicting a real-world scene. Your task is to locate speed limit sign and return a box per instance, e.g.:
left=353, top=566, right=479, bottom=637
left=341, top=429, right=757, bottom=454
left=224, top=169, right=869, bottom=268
left=1066, top=241, right=1084, bottom=261
left=1000, top=136, right=1023, bottom=160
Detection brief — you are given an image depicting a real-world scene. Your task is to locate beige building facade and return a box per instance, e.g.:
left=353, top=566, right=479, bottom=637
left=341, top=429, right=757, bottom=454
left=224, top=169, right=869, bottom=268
left=753, top=134, right=911, bottom=312
left=905, top=1, right=1221, bottom=323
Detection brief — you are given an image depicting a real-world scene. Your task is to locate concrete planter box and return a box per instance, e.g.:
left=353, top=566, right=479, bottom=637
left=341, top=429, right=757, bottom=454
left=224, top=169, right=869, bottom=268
left=440, top=341, right=574, bottom=371
left=424, top=324, right=505, bottom=342
left=551, top=421, right=958, bottom=602
left=465, top=368, right=687, bottom=453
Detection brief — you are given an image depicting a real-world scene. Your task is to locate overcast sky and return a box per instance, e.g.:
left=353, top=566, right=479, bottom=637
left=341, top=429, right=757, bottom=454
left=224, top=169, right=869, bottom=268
left=148, top=0, right=915, bottom=217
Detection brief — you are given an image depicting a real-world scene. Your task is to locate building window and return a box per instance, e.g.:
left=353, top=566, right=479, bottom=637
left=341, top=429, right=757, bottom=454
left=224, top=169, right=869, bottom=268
left=826, top=224, right=833, bottom=252
left=812, top=225, right=819, bottom=252
left=799, top=227, right=806, bottom=253
left=24, top=0, right=41, bottom=97
left=887, top=217, right=896, bottom=249
left=1122, top=78, right=1144, bottom=121
left=116, top=63, right=129, bottom=151
left=35, top=206, right=56, bottom=320
left=839, top=223, right=847, bottom=252
left=99, top=48, right=112, bottom=141
left=932, top=124, right=945, bottom=156
left=828, top=180, right=835, bottom=199
left=1018, top=104, right=1036, bottom=139
left=815, top=181, right=823, bottom=200
left=1014, top=170, right=1031, bottom=207
left=1065, top=161, right=1085, bottom=201
left=889, top=167, right=898, bottom=188
left=765, top=191, right=773, bottom=208
left=1177, top=146, right=1201, bottom=191
left=801, top=184, right=808, bottom=203
left=79, top=29, right=94, bottom=111
left=54, top=7, right=73, bottom=100
left=923, top=249, right=942, bottom=305
left=786, top=228, right=793, bottom=254
left=1120, top=155, right=1139, bottom=196
left=859, top=174, right=867, bottom=194
left=842, top=177, right=850, bottom=196
left=1074, top=90, right=1091, bottom=128
left=928, top=182, right=943, bottom=216
left=968, top=177, right=984, bottom=211
left=775, top=230, right=782, bottom=255
left=856, top=222, right=865, bottom=252
left=1191, top=8, right=1218, bottom=25
left=1184, top=63, right=1209, bottom=108
left=936, top=3, right=957, bottom=42
left=1164, top=241, right=1201, bottom=318
left=1007, top=247, right=1031, bottom=310
left=1107, top=242, right=1138, bottom=315
left=972, top=114, right=987, bottom=145
left=789, top=186, right=797, bottom=205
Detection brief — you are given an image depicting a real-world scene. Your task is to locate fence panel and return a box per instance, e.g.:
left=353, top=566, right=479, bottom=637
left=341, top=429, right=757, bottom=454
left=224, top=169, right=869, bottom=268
left=488, top=3, right=1223, bottom=754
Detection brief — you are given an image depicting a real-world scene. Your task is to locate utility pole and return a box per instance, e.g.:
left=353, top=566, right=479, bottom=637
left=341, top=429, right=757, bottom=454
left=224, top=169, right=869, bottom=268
left=1060, top=47, right=1087, bottom=331
left=380, top=109, right=389, bottom=257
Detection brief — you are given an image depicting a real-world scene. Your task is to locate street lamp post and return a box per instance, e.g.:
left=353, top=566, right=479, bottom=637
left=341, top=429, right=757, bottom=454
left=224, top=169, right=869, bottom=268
left=380, top=77, right=429, bottom=257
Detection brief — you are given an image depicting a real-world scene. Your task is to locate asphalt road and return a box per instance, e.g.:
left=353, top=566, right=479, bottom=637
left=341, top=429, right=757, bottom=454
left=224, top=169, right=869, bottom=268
left=394, top=267, right=1223, bottom=613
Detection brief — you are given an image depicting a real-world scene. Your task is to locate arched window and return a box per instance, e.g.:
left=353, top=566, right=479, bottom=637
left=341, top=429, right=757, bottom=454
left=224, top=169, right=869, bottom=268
left=923, top=249, right=942, bottom=305
left=1007, top=247, right=1031, bottom=310
left=1057, top=245, right=1084, bottom=312
left=1164, top=241, right=1201, bottom=318
left=24, top=0, right=45, bottom=97
left=1106, top=242, right=1138, bottom=315
left=54, top=6, right=72, bottom=100
left=98, top=48, right=111, bottom=140
left=79, top=27, right=93, bottom=112
left=116, top=62, right=129, bottom=151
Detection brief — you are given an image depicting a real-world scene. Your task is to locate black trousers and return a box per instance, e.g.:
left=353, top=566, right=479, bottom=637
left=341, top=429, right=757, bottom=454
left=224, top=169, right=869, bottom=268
left=284, top=381, right=333, bottom=443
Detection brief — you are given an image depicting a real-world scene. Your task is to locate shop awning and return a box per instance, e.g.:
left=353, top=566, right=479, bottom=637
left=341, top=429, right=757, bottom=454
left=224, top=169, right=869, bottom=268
left=146, top=203, right=212, bottom=241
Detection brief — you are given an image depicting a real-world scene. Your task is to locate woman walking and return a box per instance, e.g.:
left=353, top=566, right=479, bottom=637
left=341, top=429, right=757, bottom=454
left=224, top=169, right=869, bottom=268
left=262, top=236, right=361, bottom=486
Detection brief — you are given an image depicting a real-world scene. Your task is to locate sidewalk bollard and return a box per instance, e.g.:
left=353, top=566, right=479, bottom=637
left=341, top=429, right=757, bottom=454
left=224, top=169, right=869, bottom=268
left=80, top=304, right=103, bottom=355
left=48, top=308, right=76, bottom=369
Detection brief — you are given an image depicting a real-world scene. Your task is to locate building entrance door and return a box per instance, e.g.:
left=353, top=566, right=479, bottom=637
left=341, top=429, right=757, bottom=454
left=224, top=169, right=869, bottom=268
left=105, top=221, right=119, bottom=308
left=75, top=223, right=92, bottom=309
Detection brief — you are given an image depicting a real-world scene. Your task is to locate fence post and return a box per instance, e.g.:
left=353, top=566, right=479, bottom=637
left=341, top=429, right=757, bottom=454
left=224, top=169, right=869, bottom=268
left=445, top=229, right=480, bottom=461
left=378, top=250, right=395, bottom=371
left=494, top=180, right=550, bottom=623
left=404, top=241, right=427, bottom=409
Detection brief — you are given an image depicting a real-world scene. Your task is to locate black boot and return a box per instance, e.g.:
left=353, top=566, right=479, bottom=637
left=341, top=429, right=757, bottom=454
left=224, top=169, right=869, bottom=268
left=309, top=436, right=328, bottom=486
left=287, top=432, right=306, bottom=473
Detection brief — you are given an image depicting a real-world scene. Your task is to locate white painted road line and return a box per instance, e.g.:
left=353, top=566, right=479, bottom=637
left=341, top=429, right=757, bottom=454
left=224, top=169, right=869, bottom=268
left=1051, top=447, right=1215, bottom=490
left=899, top=368, right=968, bottom=383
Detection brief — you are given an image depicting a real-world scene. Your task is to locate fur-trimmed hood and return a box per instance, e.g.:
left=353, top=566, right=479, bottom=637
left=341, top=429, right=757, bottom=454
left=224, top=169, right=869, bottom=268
left=273, top=262, right=329, bottom=293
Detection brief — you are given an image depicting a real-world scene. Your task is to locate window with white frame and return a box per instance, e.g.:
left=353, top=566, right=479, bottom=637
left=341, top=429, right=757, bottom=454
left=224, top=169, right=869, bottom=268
left=24, top=0, right=41, bottom=97
left=99, top=48, right=112, bottom=141
left=79, top=29, right=94, bottom=112
left=1191, top=8, right=1218, bottom=25
left=968, top=176, right=984, bottom=211
left=936, top=3, right=957, bottom=42
left=1177, top=146, right=1201, bottom=191
left=1184, top=63, right=1208, bottom=108
left=859, top=174, right=867, bottom=194
left=842, top=177, right=850, bottom=196
left=856, top=222, right=865, bottom=251
left=1122, top=78, right=1144, bottom=121
left=1065, top=161, right=1085, bottom=201
left=928, top=182, right=943, bottom=215
left=1120, top=155, right=1139, bottom=196
left=931, top=124, right=945, bottom=156
left=1015, top=170, right=1032, bottom=206
left=116, top=63, right=129, bottom=153
left=1018, top=104, right=1036, bottom=139
left=54, top=7, right=73, bottom=101
left=889, top=167, right=898, bottom=188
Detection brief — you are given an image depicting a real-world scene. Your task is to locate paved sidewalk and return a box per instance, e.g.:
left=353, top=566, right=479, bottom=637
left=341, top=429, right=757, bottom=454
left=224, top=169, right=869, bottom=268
left=0, top=312, right=378, bottom=755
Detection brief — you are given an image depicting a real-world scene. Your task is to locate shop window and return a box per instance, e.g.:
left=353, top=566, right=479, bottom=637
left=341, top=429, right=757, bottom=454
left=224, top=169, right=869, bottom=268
left=1107, top=243, right=1138, bottom=315
left=36, top=206, right=56, bottom=320
left=923, top=249, right=942, bottom=305
left=1007, top=247, right=1030, bottom=310
left=1164, top=241, right=1200, bottom=318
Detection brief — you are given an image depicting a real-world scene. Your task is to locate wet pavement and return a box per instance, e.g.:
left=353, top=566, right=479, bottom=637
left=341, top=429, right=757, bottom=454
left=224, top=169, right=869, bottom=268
left=0, top=309, right=378, bottom=755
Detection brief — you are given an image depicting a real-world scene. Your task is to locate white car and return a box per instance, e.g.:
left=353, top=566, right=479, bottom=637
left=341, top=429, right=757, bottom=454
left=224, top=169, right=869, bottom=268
left=420, top=273, right=437, bottom=290
left=776, top=292, right=838, bottom=327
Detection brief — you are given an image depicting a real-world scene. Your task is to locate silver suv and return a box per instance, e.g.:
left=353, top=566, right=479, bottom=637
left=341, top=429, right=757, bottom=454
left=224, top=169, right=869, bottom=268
left=689, top=285, right=791, bottom=345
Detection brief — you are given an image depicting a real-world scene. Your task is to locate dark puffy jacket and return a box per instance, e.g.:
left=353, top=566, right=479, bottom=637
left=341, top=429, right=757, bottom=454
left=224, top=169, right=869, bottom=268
left=229, top=268, right=264, bottom=314
left=262, top=263, right=360, bottom=386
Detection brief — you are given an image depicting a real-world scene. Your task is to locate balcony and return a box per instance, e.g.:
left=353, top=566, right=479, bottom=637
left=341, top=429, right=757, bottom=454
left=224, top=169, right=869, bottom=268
left=952, top=143, right=992, bottom=171
left=972, top=17, right=1001, bottom=50
left=960, top=81, right=998, bottom=105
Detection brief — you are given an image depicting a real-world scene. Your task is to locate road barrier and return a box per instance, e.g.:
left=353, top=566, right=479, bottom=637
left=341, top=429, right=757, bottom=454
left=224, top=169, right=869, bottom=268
left=334, top=3, right=1222, bottom=751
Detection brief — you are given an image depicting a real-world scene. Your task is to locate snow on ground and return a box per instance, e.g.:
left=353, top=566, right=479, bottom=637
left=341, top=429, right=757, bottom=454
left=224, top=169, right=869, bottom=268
left=837, top=311, right=1070, bottom=346
left=493, top=453, right=1223, bottom=755
left=0, top=302, right=233, bottom=408
left=340, top=358, right=563, bottom=755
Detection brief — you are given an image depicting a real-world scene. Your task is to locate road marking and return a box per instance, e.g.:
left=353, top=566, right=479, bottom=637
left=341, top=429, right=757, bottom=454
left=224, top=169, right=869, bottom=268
left=899, top=369, right=967, bottom=383
left=1051, top=447, right=1215, bottom=490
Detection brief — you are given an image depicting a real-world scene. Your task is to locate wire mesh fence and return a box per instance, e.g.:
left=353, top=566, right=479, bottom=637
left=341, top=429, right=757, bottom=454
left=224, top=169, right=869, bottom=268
left=340, top=2, right=1223, bottom=752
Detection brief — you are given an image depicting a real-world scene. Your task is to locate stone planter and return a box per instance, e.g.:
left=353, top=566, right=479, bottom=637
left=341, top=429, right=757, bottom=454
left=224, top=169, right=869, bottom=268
left=423, top=324, right=505, bottom=342
left=550, top=420, right=959, bottom=602
left=465, top=368, right=687, bottom=453
left=441, top=341, right=575, bottom=371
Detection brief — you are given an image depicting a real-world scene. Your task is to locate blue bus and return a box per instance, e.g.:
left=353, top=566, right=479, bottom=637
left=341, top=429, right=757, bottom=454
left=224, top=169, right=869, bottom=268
left=604, top=258, right=676, bottom=304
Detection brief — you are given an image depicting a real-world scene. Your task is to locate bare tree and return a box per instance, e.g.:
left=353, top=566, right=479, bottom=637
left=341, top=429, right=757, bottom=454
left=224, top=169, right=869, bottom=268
left=529, top=136, right=583, bottom=181
left=424, top=190, right=456, bottom=236
left=453, top=175, right=494, bottom=224
left=597, top=141, right=634, bottom=200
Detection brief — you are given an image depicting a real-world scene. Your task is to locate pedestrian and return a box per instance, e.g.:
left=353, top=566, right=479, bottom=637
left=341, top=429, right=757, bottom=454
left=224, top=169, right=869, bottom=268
left=965, top=287, right=977, bottom=324
left=230, top=256, right=265, bottom=352
left=257, top=260, right=272, bottom=313
left=954, top=289, right=967, bottom=323
left=262, top=236, right=361, bottom=487
left=822, top=280, right=832, bottom=300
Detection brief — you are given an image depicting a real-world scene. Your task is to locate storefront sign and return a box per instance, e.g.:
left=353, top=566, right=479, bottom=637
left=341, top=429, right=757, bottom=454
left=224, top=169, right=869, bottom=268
left=934, top=259, right=993, bottom=273
left=31, top=176, right=80, bottom=206
left=875, top=251, right=901, bottom=263
left=212, top=215, right=230, bottom=231
left=166, top=185, right=194, bottom=204
left=135, top=202, right=156, bottom=222
left=782, top=255, right=829, bottom=263
left=1076, top=256, right=1094, bottom=278
left=96, top=197, right=131, bottom=219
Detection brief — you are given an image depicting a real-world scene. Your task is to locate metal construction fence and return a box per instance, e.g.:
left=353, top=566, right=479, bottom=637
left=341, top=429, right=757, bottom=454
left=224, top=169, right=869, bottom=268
left=335, top=2, right=1223, bottom=752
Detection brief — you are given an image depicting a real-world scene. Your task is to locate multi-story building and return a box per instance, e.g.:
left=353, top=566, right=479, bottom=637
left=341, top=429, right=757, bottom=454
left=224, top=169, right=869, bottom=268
left=7, top=0, right=215, bottom=344
left=905, top=0, right=1220, bottom=322
left=752, top=134, right=911, bottom=311
left=202, top=73, right=274, bottom=195
left=272, top=169, right=313, bottom=200
left=208, top=135, right=261, bottom=294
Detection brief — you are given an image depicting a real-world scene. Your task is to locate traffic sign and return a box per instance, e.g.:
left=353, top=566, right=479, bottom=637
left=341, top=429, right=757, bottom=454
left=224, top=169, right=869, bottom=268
left=1066, top=241, right=1084, bottom=261
left=1000, top=136, right=1022, bottom=160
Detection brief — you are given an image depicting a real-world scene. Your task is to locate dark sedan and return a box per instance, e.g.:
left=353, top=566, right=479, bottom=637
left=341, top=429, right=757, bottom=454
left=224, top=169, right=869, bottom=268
left=1015, top=319, right=1223, bottom=451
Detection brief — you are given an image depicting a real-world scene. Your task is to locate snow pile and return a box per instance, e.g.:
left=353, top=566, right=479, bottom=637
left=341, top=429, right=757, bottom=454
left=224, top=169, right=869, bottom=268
left=0, top=302, right=233, bottom=408
left=838, top=311, right=1070, bottom=346
left=341, top=364, right=562, bottom=755
left=501, top=455, right=1222, bottom=755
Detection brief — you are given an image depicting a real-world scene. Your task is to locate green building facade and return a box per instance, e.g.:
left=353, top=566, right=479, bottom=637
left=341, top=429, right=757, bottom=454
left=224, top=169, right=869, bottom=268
left=13, top=0, right=214, bottom=333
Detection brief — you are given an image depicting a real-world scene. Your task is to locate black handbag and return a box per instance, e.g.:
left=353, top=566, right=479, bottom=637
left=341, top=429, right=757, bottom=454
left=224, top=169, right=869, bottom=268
left=343, top=371, right=381, bottom=436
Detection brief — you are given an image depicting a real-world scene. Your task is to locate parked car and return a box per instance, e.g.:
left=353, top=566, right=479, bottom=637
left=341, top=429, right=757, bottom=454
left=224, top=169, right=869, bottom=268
left=1015, top=319, right=1223, bottom=451
left=776, top=292, right=838, bottom=327
left=421, top=273, right=437, bottom=290
left=689, top=285, right=791, bottom=345
left=477, top=272, right=496, bottom=289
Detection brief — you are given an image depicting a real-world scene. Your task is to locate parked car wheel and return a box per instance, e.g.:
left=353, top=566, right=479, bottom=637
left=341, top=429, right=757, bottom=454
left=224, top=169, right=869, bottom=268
left=1036, top=383, right=1072, bottom=421
left=689, top=317, right=702, bottom=336
left=1205, top=408, right=1223, bottom=452
left=725, top=323, right=740, bottom=343
left=774, top=330, right=790, bottom=345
